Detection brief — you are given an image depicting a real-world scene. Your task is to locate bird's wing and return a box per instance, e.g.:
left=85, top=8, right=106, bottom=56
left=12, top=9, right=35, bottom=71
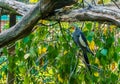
left=79, top=32, right=94, bottom=55
left=72, top=32, right=79, bottom=46
left=80, top=32, right=89, bottom=47
left=79, top=35, right=87, bottom=47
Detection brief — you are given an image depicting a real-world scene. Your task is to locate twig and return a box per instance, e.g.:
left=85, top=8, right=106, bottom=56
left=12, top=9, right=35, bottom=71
left=37, top=22, right=58, bottom=27
left=58, top=20, right=72, bottom=48
left=80, top=22, right=85, bottom=30
left=68, top=55, right=78, bottom=83
left=101, top=0, right=104, bottom=6
left=27, top=53, right=47, bottom=74
left=111, top=0, right=120, bottom=9
left=84, top=0, right=93, bottom=8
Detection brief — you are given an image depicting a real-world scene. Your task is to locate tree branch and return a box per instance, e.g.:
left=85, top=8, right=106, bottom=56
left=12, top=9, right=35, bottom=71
left=0, top=0, right=120, bottom=48
left=0, top=0, right=77, bottom=48
left=50, top=6, right=120, bottom=27
left=1, top=0, right=119, bottom=26
left=0, top=0, right=32, bottom=15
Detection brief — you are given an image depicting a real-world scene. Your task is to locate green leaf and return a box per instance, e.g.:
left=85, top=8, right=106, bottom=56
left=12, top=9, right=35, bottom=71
left=113, top=52, right=118, bottom=62
left=19, top=66, right=26, bottom=74
left=86, top=23, right=92, bottom=30
left=23, top=37, right=30, bottom=43
left=111, top=73, right=118, bottom=83
left=30, top=47, right=36, bottom=57
left=1, top=65, right=7, bottom=73
left=0, top=56, right=7, bottom=64
left=106, top=36, right=114, bottom=47
left=24, top=76, right=29, bottom=84
left=2, top=48, right=8, bottom=56
left=118, top=61, right=120, bottom=70
left=100, top=49, right=107, bottom=56
left=0, top=75, right=2, bottom=79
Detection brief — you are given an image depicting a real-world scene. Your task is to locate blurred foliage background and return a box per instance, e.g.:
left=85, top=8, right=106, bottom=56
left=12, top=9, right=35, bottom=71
left=0, top=0, right=120, bottom=84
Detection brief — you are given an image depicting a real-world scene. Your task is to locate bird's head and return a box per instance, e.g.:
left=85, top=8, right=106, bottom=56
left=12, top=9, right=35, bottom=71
left=70, top=24, right=80, bottom=33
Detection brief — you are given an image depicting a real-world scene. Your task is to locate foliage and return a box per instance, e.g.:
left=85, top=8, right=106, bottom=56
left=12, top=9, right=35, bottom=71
left=0, top=0, right=120, bottom=84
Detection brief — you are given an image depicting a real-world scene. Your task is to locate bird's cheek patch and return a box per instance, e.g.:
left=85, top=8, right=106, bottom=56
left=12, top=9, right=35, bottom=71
left=79, top=35, right=86, bottom=47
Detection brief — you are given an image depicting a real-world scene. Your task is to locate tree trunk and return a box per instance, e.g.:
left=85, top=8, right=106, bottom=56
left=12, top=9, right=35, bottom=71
left=7, top=14, right=16, bottom=84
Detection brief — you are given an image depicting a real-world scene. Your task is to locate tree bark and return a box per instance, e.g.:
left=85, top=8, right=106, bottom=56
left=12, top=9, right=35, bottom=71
left=0, top=0, right=77, bottom=48
left=0, top=0, right=120, bottom=48
left=51, top=6, right=120, bottom=27
left=6, top=14, right=16, bottom=84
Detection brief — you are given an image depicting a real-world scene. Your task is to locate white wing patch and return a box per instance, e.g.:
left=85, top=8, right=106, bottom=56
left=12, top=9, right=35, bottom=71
left=79, top=35, right=86, bottom=47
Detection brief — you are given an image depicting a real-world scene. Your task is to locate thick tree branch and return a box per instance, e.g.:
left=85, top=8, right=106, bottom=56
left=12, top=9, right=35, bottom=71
left=0, top=0, right=77, bottom=48
left=54, top=6, right=120, bottom=27
left=0, top=0, right=32, bottom=15
left=0, top=0, right=120, bottom=48
left=0, top=0, right=120, bottom=16
left=1, top=0, right=120, bottom=26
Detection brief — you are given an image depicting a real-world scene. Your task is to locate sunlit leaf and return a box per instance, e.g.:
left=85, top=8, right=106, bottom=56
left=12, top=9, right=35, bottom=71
left=63, top=50, right=68, bottom=55
left=88, top=40, right=95, bottom=51
left=103, top=27, right=107, bottom=35
left=42, top=47, right=47, bottom=54
left=24, top=76, right=29, bottom=84
left=48, top=69, right=53, bottom=74
left=38, top=47, right=47, bottom=54
left=94, top=72, right=99, bottom=77
left=57, top=74, right=63, bottom=83
left=29, top=0, right=38, bottom=3
left=110, top=62, right=117, bottom=71
left=95, top=58, right=100, bottom=65
left=110, top=25, right=116, bottom=32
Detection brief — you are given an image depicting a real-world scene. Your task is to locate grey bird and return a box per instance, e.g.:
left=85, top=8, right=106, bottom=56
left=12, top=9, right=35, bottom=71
left=72, top=25, right=94, bottom=72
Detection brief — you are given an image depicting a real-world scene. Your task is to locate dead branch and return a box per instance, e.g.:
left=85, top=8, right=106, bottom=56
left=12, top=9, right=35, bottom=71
left=0, top=0, right=77, bottom=48
left=0, top=0, right=120, bottom=48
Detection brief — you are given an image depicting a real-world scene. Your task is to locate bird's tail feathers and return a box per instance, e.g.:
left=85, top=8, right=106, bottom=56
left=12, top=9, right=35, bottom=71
left=83, top=52, right=91, bottom=73
left=87, top=47, right=94, bottom=56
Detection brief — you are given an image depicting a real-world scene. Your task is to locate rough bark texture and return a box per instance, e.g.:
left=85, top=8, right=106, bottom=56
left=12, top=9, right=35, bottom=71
left=6, top=14, right=16, bottom=84
left=0, top=0, right=31, bottom=15
left=0, top=0, right=120, bottom=48
left=0, top=0, right=77, bottom=48
left=53, top=6, right=120, bottom=27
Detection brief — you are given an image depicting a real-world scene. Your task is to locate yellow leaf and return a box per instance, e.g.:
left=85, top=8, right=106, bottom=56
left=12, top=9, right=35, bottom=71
left=38, top=47, right=42, bottom=54
left=111, top=62, right=117, bottom=71
left=83, top=27, right=88, bottom=32
left=29, top=0, right=38, bottom=3
left=42, top=47, right=47, bottom=53
left=58, top=74, right=63, bottom=83
left=63, top=50, right=68, bottom=55
left=48, top=69, right=53, bottom=74
left=38, top=47, right=47, bottom=54
left=88, top=40, right=95, bottom=51
left=61, top=22, right=69, bottom=29
left=94, top=72, right=99, bottom=77
left=97, top=0, right=102, bottom=4
left=40, top=20, right=48, bottom=25
left=110, top=25, right=116, bottom=32
left=95, top=58, right=100, bottom=65
left=110, top=25, right=116, bottom=29
left=103, top=27, right=107, bottom=35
